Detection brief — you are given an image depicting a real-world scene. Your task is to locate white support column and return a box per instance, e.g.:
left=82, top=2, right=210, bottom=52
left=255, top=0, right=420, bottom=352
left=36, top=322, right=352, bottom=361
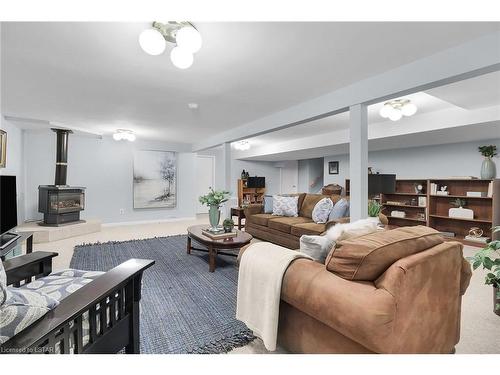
left=349, top=104, right=368, bottom=221
left=222, top=142, right=232, bottom=217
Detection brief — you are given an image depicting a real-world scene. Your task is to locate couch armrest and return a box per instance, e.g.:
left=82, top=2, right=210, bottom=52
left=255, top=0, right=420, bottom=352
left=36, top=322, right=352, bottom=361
left=4, top=251, right=58, bottom=286
left=281, top=259, right=395, bottom=353
left=244, top=204, right=264, bottom=217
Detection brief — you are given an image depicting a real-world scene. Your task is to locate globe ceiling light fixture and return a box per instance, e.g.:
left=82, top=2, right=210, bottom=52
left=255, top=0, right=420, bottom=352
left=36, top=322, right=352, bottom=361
left=139, top=21, right=202, bottom=69
left=379, top=99, right=418, bottom=121
left=113, top=129, right=136, bottom=142
left=234, top=140, right=251, bottom=151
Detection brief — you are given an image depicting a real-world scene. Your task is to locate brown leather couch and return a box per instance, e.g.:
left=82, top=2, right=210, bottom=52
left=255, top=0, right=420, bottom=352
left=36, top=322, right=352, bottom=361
left=274, top=226, right=472, bottom=353
left=244, top=193, right=349, bottom=249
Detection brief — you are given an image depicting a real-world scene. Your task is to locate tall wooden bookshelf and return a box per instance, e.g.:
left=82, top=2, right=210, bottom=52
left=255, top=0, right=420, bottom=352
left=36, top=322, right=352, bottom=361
left=343, top=178, right=499, bottom=246
left=381, top=179, right=428, bottom=227
left=237, top=179, right=266, bottom=207
left=427, top=179, right=499, bottom=246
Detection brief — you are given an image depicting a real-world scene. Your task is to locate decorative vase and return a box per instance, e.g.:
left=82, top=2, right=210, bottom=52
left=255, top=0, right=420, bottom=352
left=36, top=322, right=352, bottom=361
left=494, top=286, right=500, bottom=317
left=481, top=157, right=496, bottom=179
left=208, top=205, right=221, bottom=231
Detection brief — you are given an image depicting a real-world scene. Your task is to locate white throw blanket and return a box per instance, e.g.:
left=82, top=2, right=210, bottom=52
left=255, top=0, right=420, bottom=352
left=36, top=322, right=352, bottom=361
left=236, top=242, right=312, bottom=351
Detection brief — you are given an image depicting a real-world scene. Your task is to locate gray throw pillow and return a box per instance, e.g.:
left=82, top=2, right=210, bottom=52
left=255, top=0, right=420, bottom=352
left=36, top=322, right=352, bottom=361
left=329, top=198, right=349, bottom=221
left=299, top=235, right=335, bottom=263
left=263, top=195, right=273, bottom=214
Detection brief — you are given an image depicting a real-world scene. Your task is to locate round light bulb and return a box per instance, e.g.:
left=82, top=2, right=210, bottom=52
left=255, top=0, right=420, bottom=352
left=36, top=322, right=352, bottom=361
left=139, top=28, right=166, bottom=56
left=175, top=26, right=202, bottom=53
left=170, top=46, right=194, bottom=69
left=401, top=102, right=417, bottom=116
left=388, top=110, right=403, bottom=121
left=379, top=104, right=393, bottom=118
left=113, top=133, right=122, bottom=141
left=126, top=133, right=136, bottom=142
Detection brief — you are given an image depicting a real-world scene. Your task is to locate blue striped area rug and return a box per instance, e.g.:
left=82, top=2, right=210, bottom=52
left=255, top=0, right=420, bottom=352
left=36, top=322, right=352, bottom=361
left=70, top=235, right=255, bottom=354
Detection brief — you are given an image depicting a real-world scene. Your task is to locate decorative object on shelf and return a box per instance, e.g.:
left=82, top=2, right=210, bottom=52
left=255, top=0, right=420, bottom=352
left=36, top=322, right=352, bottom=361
left=466, top=191, right=487, bottom=197
left=390, top=210, right=406, bottom=218
left=386, top=200, right=403, bottom=205
left=478, top=145, right=497, bottom=179
left=410, top=198, right=417, bottom=206
left=133, top=150, right=177, bottom=209
left=245, top=171, right=250, bottom=179
left=440, top=231, right=456, bottom=238
left=139, top=21, right=202, bottom=69
left=0, top=129, right=6, bottom=168
left=467, top=226, right=500, bottom=316
left=241, top=169, right=247, bottom=180
left=379, top=98, right=417, bottom=121
left=416, top=212, right=426, bottom=221
left=368, top=167, right=373, bottom=174
left=112, top=129, right=136, bottom=142
left=223, top=218, right=235, bottom=233
left=234, top=140, right=251, bottom=151
left=199, top=187, right=231, bottom=232
left=367, top=200, right=382, bottom=223
left=468, top=227, right=484, bottom=238
left=328, top=161, right=339, bottom=175
left=449, top=198, right=474, bottom=219
left=418, top=196, right=427, bottom=207
left=414, top=183, right=424, bottom=194
left=436, top=185, right=449, bottom=195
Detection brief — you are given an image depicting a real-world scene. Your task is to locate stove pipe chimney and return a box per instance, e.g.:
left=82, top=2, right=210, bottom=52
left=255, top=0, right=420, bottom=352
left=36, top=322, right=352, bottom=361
left=52, top=128, right=72, bottom=186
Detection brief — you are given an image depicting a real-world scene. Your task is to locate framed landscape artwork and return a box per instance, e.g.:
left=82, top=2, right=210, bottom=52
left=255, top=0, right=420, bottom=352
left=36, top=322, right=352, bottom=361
left=328, top=161, right=339, bottom=174
left=133, top=150, right=177, bottom=209
left=0, top=130, right=6, bottom=168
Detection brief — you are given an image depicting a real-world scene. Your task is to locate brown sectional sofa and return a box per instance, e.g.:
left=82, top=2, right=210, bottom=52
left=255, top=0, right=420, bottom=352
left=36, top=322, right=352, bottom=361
left=239, top=225, right=472, bottom=353
left=244, top=193, right=349, bottom=249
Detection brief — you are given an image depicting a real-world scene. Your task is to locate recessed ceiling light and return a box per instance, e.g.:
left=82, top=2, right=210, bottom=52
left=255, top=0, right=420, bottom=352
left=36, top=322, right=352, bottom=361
left=188, top=103, right=199, bottom=109
left=234, top=140, right=250, bottom=151
left=113, top=129, right=136, bottom=142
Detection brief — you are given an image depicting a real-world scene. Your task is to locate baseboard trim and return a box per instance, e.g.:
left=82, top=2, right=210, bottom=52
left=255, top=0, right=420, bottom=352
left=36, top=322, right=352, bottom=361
left=103, top=217, right=197, bottom=227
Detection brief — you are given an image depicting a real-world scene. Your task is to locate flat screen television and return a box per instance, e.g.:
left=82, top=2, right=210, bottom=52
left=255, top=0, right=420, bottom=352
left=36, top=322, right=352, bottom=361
left=0, top=175, right=18, bottom=233
left=368, top=174, right=396, bottom=195
left=247, top=176, right=265, bottom=188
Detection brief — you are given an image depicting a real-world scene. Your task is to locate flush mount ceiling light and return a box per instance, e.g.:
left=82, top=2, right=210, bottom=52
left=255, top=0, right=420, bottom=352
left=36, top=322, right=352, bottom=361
left=234, top=140, right=250, bottom=151
left=379, top=99, right=418, bottom=121
left=139, top=21, right=202, bottom=69
left=113, top=129, right=136, bottom=142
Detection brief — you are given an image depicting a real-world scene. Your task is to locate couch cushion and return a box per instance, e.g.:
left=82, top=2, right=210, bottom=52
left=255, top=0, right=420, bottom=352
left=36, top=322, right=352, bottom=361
left=0, top=287, right=60, bottom=345
left=325, top=225, right=444, bottom=281
left=268, top=217, right=313, bottom=234
left=291, top=222, right=327, bottom=236
left=248, top=213, right=278, bottom=226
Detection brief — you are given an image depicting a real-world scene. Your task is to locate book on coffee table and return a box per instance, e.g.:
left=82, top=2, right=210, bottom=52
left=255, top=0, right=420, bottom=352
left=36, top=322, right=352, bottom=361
left=201, top=229, right=238, bottom=240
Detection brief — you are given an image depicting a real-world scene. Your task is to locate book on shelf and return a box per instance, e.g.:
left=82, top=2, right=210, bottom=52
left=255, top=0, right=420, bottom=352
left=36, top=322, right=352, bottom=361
left=430, top=183, right=437, bottom=195
left=487, top=181, right=493, bottom=197
left=464, top=235, right=490, bottom=244
left=202, top=229, right=238, bottom=240
left=436, top=191, right=449, bottom=196
left=466, top=191, right=487, bottom=197
left=440, top=231, right=456, bottom=238
left=449, top=176, right=478, bottom=180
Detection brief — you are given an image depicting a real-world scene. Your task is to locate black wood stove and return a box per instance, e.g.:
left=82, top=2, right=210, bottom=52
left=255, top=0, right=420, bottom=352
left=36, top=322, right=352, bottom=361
left=38, top=129, right=86, bottom=226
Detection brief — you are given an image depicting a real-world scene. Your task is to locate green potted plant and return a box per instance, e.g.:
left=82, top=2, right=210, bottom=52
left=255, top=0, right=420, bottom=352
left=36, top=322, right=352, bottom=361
left=468, top=226, right=500, bottom=316
left=199, top=187, right=231, bottom=231
left=478, top=145, right=497, bottom=179
left=222, top=218, right=235, bottom=233
left=367, top=200, right=382, bottom=224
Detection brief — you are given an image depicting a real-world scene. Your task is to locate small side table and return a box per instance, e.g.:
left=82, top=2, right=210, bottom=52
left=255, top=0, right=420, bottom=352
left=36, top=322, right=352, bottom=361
left=0, top=231, right=34, bottom=261
left=230, top=207, right=246, bottom=230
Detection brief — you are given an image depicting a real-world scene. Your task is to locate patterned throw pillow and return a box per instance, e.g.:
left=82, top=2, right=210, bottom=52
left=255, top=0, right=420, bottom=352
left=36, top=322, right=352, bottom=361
left=328, top=198, right=349, bottom=221
left=312, top=197, right=334, bottom=224
left=272, top=195, right=299, bottom=217
left=0, top=287, right=60, bottom=344
left=0, top=259, right=7, bottom=306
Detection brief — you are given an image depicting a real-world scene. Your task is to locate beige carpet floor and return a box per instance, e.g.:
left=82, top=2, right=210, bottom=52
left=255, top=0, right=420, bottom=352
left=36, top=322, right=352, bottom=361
left=21, top=216, right=500, bottom=354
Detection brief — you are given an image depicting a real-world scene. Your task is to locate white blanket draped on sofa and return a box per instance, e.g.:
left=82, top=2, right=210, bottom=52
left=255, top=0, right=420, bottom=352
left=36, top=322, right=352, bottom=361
left=236, top=242, right=311, bottom=351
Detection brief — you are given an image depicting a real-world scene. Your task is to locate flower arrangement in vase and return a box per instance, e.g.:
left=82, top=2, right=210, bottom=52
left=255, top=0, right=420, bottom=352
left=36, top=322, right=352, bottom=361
left=199, top=187, right=231, bottom=231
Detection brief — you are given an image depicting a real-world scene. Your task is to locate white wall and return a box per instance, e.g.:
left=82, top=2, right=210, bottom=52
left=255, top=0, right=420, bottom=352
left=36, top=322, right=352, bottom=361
left=23, top=130, right=196, bottom=223
left=324, top=138, right=500, bottom=190
left=0, top=119, right=25, bottom=223
left=298, top=158, right=324, bottom=193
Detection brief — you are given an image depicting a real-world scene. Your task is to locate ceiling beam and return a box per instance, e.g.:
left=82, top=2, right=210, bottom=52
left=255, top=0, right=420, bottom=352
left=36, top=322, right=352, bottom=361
left=192, top=31, right=500, bottom=152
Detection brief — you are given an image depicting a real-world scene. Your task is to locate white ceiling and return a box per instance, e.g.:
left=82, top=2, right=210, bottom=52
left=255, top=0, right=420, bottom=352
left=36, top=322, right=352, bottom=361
left=2, top=22, right=499, bottom=143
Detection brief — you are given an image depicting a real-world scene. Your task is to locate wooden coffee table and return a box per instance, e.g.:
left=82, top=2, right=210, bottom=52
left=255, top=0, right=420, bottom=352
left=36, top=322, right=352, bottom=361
left=186, top=225, right=253, bottom=272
